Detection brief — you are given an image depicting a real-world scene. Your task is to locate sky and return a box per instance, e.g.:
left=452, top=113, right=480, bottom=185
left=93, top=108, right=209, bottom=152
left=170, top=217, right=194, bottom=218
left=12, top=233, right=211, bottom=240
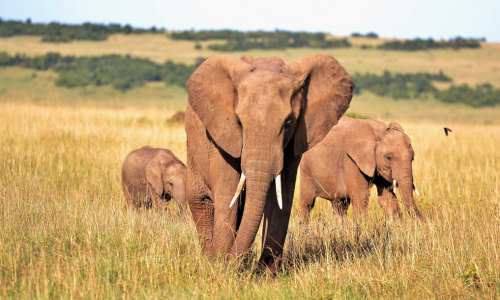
left=1, top=0, right=499, bottom=42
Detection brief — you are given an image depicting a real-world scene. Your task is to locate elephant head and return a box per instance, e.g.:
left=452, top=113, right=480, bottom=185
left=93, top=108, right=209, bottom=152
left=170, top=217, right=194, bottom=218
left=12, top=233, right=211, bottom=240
left=343, top=118, right=422, bottom=219
left=146, top=151, right=187, bottom=213
left=186, top=54, right=354, bottom=256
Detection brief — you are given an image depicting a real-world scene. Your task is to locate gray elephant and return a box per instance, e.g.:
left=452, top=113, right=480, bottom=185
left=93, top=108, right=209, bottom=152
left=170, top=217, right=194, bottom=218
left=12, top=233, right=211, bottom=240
left=300, top=117, right=423, bottom=222
left=121, top=146, right=187, bottom=213
left=185, top=54, right=354, bottom=274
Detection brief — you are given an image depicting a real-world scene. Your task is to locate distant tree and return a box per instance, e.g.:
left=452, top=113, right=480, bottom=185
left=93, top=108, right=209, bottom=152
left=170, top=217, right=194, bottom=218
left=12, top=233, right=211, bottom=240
left=0, top=19, right=168, bottom=42
left=378, top=37, right=481, bottom=51
left=0, top=52, right=198, bottom=91
left=108, top=23, right=122, bottom=33
left=174, top=29, right=351, bottom=51
left=351, top=32, right=378, bottom=38
left=194, top=42, right=202, bottom=50
left=123, top=24, right=133, bottom=34
left=436, top=83, right=500, bottom=107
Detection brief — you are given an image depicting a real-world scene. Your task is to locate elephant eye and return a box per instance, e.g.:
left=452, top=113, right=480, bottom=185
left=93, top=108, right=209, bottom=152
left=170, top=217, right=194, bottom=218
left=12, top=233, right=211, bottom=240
left=168, top=182, right=173, bottom=187
left=386, top=155, right=392, bottom=161
left=285, top=118, right=292, bottom=129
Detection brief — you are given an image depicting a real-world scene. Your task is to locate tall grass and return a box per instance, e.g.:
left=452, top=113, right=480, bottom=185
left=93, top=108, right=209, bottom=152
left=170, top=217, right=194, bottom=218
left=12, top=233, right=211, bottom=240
left=1, top=102, right=499, bottom=298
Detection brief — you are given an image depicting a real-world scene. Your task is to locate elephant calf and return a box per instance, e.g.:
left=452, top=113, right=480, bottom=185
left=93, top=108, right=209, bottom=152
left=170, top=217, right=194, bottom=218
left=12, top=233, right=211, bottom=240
left=121, top=146, right=187, bottom=213
left=300, top=117, right=423, bottom=222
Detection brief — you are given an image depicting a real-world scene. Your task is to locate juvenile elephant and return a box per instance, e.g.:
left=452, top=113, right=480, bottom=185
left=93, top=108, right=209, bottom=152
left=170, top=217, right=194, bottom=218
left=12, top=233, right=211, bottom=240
left=300, top=117, right=423, bottom=222
left=185, top=54, right=354, bottom=274
left=121, top=146, right=187, bottom=213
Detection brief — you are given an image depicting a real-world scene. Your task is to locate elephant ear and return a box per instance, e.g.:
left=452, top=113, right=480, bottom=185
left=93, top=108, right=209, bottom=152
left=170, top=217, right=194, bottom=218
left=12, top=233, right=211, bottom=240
left=146, top=152, right=167, bottom=198
left=282, top=55, right=355, bottom=156
left=343, top=119, right=377, bottom=177
left=240, top=55, right=253, bottom=64
left=388, top=122, right=404, bottom=131
left=186, top=54, right=253, bottom=158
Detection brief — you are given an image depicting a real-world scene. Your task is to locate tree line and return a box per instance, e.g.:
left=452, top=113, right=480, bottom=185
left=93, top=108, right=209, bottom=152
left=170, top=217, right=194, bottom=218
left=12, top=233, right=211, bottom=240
left=351, top=32, right=379, bottom=38
left=171, top=30, right=352, bottom=51
left=0, top=52, right=198, bottom=91
left=351, top=70, right=500, bottom=107
left=377, top=37, right=483, bottom=51
left=1, top=51, right=498, bottom=106
left=352, top=70, right=451, bottom=98
left=0, top=19, right=485, bottom=52
left=0, top=18, right=162, bottom=42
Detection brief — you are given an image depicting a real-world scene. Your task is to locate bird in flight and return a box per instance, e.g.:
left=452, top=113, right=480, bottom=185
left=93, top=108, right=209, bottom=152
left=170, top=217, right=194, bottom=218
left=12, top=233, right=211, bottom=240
left=444, top=127, right=452, bottom=136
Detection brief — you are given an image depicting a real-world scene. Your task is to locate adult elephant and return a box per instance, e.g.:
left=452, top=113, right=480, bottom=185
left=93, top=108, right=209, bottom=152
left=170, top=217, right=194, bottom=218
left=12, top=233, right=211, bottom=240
left=185, top=54, right=354, bottom=274
left=300, top=117, right=423, bottom=222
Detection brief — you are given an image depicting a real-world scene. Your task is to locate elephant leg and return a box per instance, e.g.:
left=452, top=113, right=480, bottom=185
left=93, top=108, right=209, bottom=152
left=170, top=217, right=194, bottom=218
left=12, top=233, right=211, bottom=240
left=350, top=191, right=369, bottom=220
left=210, top=145, right=241, bottom=255
left=331, top=197, right=350, bottom=216
left=259, top=143, right=301, bottom=275
left=186, top=156, right=214, bottom=256
left=376, top=185, right=402, bottom=218
left=345, top=159, right=369, bottom=220
left=152, top=193, right=167, bottom=215
left=299, top=181, right=316, bottom=224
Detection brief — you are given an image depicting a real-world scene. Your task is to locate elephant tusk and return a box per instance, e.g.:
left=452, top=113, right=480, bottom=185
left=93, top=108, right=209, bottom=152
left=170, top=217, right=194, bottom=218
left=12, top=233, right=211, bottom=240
left=413, top=183, right=420, bottom=196
left=229, top=173, right=246, bottom=208
left=276, top=174, right=283, bottom=209
left=276, top=174, right=283, bottom=210
left=393, top=179, right=397, bottom=194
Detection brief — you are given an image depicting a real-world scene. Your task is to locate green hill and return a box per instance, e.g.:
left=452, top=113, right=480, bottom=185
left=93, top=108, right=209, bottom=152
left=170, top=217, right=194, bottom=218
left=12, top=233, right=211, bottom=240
left=1, top=33, right=500, bottom=123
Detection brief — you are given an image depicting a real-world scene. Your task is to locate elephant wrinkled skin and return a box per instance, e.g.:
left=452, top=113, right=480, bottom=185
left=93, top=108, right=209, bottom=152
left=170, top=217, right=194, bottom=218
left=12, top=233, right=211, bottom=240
left=185, top=54, right=354, bottom=274
left=300, top=117, right=423, bottom=222
left=121, top=146, right=187, bottom=213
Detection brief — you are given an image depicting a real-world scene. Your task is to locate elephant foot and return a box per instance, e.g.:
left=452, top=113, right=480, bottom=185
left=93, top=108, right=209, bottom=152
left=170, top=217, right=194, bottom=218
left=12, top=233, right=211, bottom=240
left=258, top=248, right=282, bottom=276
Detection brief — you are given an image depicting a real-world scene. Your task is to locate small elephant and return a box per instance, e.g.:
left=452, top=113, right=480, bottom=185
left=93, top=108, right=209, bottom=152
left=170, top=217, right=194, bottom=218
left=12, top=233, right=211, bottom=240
left=121, top=146, right=187, bottom=213
left=300, top=117, right=423, bottom=222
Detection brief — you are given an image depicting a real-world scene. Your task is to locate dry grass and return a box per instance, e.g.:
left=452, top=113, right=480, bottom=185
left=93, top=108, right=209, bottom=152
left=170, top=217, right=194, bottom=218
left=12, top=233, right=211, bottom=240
left=1, top=35, right=499, bottom=87
left=1, top=101, right=499, bottom=299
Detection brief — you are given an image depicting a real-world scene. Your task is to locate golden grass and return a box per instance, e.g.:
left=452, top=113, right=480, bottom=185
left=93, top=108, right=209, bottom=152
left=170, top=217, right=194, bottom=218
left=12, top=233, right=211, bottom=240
left=1, top=35, right=499, bottom=87
left=1, top=101, right=499, bottom=298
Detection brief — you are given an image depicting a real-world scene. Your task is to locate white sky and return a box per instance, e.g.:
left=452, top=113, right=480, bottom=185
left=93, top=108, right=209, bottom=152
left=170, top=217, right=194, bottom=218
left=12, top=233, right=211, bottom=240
left=1, top=0, right=499, bottom=41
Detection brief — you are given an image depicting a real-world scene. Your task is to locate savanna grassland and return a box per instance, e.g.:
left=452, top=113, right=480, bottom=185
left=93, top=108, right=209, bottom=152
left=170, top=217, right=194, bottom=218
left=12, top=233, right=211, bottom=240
left=1, top=34, right=500, bottom=299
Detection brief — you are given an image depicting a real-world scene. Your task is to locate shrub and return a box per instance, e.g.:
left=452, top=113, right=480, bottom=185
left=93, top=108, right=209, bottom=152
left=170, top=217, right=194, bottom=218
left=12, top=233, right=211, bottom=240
left=174, top=29, right=351, bottom=51
left=436, top=83, right=500, bottom=107
left=351, top=32, right=378, bottom=38
left=352, top=70, right=446, bottom=99
left=0, top=19, right=163, bottom=42
left=378, top=37, right=481, bottom=51
left=0, top=52, right=197, bottom=91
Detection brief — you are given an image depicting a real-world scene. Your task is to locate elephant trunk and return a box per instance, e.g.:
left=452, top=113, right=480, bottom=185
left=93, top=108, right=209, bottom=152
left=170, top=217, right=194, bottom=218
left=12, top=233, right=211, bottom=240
left=230, top=144, right=276, bottom=257
left=397, top=167, right=423, bottom=219
left=174, top=187, right=187, bottom=213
